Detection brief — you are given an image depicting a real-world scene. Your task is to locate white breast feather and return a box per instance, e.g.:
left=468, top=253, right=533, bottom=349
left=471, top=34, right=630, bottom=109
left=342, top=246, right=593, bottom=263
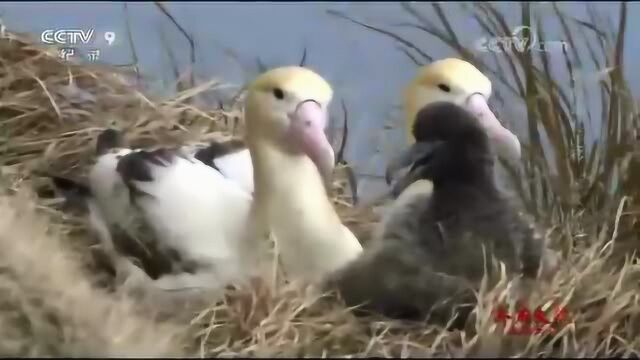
left=129, top=156, right=253, bottom=273
left=212, top=149, right=255, bottom=194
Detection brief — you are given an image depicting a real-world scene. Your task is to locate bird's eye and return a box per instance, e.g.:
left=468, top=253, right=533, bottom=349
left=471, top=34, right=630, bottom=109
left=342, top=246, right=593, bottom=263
left=437, top=84, right=451, bottom=92
left=272, top=88, right=285, bottom=100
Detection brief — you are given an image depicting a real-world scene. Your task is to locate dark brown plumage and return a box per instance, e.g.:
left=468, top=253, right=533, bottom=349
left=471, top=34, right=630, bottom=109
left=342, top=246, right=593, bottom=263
left=116, top=147, right=192, bottom=201
left=95, top=128, right=126, bottom=156
left=326, top=102, right=545, bottom=329
left=193, top=138, right=247, bottom=171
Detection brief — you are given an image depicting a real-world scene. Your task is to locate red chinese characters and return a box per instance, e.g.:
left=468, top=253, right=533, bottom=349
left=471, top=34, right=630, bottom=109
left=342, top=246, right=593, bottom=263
left=493, top=302, right=569, bottom=335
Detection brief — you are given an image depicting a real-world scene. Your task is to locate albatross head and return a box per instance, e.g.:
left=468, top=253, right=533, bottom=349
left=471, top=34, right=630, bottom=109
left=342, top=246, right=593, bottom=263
left=403, top=58, right=520, bottom=165
left=387, top=102, right=498, bottom=194
left=244, top=66, right=335, bottom=188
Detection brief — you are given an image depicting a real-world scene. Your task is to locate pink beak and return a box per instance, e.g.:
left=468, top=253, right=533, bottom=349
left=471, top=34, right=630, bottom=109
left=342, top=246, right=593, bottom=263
left=465, top=93, right=521, bottom=164
left=287, top=100, right=335, bottom=190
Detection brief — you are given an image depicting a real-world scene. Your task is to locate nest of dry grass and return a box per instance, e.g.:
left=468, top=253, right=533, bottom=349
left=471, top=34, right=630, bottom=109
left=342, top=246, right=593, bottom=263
left=1, top=28, right=640, bottom=357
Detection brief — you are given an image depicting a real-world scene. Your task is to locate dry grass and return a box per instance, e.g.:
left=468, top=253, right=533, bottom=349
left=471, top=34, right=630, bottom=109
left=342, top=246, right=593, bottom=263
left=0, top=186, right=189, bottom=357
left=1, top=2, right=640, bottom=356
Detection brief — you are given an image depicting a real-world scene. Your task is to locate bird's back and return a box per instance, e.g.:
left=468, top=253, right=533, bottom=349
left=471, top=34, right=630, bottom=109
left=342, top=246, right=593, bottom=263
left=392, top=182, right=534, bottom=268
left=330, top=183, right=538, bottom=327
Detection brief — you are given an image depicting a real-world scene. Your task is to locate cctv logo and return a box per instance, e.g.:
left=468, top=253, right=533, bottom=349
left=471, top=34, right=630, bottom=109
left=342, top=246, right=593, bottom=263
left=41, top=29, right=95, bottom=45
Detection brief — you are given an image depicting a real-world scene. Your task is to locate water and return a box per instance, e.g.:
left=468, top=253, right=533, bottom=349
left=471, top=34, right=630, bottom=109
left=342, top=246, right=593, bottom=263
left=0, top=2, right=637, bottom=202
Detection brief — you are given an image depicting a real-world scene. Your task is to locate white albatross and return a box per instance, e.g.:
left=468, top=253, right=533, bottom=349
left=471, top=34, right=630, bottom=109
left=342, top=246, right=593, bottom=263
left=52, top=66, right=363, bottom=292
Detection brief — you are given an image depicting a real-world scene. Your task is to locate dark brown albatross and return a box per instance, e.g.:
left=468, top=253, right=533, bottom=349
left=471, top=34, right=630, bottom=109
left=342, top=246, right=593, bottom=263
left=326, top=102, right=549, bottom=329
